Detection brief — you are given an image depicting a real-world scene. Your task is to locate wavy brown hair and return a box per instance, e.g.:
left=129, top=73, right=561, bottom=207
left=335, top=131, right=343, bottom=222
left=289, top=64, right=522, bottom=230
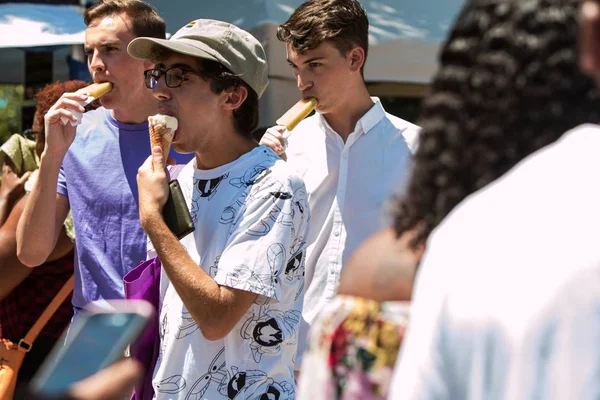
left=394, top=0, right=600, bottom=249
left=277, top=0, right=369, bottom=76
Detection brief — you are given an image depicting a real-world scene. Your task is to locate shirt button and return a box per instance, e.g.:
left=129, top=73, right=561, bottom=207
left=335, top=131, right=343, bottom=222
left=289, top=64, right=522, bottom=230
left=333, top=229, right=340, bottom=237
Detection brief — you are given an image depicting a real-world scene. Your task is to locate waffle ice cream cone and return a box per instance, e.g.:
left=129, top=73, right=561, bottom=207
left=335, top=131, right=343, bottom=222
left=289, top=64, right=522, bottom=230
left=148, top=114, right=178, bottom=162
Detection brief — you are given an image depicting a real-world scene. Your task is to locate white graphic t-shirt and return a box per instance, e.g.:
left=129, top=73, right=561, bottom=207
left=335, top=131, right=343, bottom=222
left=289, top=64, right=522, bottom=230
left=152, top=146, right=309, bottom=400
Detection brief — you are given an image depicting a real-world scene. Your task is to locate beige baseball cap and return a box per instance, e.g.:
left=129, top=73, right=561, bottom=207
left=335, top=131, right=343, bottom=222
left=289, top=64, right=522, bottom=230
left=128, top=19, right=269, bottom=98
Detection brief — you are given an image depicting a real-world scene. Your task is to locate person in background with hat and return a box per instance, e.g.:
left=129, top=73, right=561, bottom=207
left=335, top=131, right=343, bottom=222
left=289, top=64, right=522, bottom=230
left=128, top=19, right=310, bottom=399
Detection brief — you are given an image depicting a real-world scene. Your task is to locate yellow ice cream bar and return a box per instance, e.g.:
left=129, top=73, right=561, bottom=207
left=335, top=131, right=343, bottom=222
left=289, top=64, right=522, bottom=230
left=276, top=98, right=317, bottom=131
left=82, top=82, right=113, bottom=99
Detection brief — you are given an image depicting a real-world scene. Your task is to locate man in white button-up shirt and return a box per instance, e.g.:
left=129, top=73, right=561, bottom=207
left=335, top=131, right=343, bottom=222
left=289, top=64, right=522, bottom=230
left=260, top=0, right=419, bottom=370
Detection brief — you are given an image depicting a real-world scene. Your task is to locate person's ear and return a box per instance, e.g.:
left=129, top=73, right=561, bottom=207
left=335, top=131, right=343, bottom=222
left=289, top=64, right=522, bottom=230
left=579, top=1, right=600, bottom=82
left=222, top=85, right=248, bottom=111
left=348, top=46, right=365, bottom=73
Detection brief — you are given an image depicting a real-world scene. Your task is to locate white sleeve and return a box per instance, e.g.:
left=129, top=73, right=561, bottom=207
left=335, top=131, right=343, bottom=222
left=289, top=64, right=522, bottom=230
left=388, top=239, right=453, bottom=400
left=214, top=173, right=309, bottom=303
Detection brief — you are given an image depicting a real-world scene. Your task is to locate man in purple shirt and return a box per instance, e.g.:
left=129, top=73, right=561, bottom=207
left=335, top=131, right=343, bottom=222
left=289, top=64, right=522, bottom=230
left=16, top=0, right=192, bottom=315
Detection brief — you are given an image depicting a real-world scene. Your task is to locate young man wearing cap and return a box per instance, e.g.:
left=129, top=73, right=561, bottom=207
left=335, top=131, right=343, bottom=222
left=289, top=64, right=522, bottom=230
left=16, top=0, right=192, bottom=318
left=129, top=19, right=310, bottom=399
left=260, top=0, right=419, bottom=370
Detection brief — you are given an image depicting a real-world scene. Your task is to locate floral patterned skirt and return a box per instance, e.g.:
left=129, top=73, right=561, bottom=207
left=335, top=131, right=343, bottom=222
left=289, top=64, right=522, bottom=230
left=297, top=295, right=410, bottom=400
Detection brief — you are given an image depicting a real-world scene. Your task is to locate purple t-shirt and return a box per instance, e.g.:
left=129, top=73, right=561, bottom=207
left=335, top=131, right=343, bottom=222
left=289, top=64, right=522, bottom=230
left=57, top=107, right=193, bottom=310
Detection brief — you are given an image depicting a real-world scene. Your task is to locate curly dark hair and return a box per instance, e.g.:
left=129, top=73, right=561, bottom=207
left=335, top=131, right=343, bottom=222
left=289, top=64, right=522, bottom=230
left=277, top=0, right=369, bottom=76
left=32, top=81, right=101, bottom=156
left=394, top=0, right=600, bottom=249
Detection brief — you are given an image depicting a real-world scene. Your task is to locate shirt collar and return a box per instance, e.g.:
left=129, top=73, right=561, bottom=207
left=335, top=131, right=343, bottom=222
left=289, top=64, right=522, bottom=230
left=315, top=97, right=385, bottom=137
left=357, top=97, right=385, bottom=136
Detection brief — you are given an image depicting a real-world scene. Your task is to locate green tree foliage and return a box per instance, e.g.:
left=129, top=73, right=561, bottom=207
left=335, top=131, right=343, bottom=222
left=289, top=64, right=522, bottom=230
left=0, top=85, right=24, bottom=145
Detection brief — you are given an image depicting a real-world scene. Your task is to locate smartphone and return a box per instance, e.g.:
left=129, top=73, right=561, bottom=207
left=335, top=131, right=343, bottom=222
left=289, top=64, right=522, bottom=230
left=29, top=300, right=154, bottom=397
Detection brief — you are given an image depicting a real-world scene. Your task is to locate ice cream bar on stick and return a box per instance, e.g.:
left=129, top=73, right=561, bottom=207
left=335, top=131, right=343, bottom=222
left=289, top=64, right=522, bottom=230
left=60, top=82, right=113, bottom=126
left=148, top=114, right=178, bottom=168
left=78, top=82, right=113, bottom=106
left=276, top=98, right=317, bottom=132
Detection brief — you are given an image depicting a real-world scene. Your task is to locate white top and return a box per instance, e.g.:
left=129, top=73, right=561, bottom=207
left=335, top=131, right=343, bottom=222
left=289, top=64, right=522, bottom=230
left=285, top=97, right=418, bottom=365
left=153, top=146, right=310, bottom=399
left=390, top=124, right=600, bottom=400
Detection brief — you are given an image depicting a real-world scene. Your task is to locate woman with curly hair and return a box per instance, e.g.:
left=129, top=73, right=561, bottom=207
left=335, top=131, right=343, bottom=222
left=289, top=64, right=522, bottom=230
left=0, top=80, right=99, bottom=397
left=391, top=0, right=600, bottom=398
left=298, top=0, right=600, bottom=398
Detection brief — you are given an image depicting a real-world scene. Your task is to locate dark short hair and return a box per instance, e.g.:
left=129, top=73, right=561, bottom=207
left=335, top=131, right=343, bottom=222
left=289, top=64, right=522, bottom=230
left=84, top=0, right=166, bottom=39
left=277, top=0, right=369, bottom=76
left=394, top=0, right=600, bottom=250
left=197, top=59, right=260, bottom=138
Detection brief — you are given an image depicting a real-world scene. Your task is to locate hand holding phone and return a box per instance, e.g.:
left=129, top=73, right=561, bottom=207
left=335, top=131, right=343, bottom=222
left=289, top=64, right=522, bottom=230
left=30, top=300, right=153, bottom=398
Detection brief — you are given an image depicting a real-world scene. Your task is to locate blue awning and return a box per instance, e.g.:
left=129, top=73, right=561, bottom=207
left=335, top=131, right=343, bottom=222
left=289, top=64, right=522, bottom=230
left=0, top=3, right=86, bottom=48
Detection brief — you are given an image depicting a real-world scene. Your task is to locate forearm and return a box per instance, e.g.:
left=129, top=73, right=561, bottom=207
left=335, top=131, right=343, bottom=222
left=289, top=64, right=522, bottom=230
left=145, top=215, right=241, bottom=340
left=17, top=152, right=64, bottom=266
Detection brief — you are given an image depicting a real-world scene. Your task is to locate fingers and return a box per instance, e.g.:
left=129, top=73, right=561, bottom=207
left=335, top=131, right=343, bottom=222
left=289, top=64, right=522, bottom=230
left=138, top=150, right=166, bottom=176
left=46, top=93, right=87, bottom=127
left=260, top=126, right=287, bottom=155
left=46, top=108, right=81, bottom=126
left=69, top=359, right=142, bottom=400
left=17, top=171, right=32, bottom=185
left=151, top=146, right=165, bottom=171
left=139, top=154, right=154, bottom=176
left=55, top=97, right=87, bottom=113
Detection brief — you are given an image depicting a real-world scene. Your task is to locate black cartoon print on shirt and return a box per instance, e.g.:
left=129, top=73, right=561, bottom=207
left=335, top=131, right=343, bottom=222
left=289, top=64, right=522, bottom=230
left=160, top=305, right=169, bottom=357
left=157, top=375, right=187, bottom=394
left=220, top=170, right=286, bottom=230
left=248, top=176, right=308, bottom=238
left=197, top=173, right=229, bottom=199
left=285, top=245, right=306, bottom=301
left=229, top=161, right=272, bottom=189
left=191, top=173, right=229, bottom=223
left=225, top=186, right=295, bottom=238
left=208, top=255, right=221, bottom=279
left=240, top=306, right=302, bottom=363
left=177, top=310, right=199, bottom=339
left=218, top=367, right=295, bottom=400
left=224, top=242, right=285, bottom=303
left=184, top=347, right=227, bottom=400
left=223, top=265, right=276, bottom=303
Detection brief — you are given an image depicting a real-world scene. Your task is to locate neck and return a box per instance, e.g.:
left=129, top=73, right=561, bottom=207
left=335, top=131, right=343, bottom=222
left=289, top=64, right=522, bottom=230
left=110, top=95, right=158, bottom=124
left=323, top=85, right=374, bottom=142
left=194, top=128, right=257, bottom=170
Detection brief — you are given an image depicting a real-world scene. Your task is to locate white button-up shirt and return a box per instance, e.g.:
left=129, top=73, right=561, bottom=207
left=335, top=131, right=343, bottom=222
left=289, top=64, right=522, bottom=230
left=285, top=97, right=418, bottom=365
